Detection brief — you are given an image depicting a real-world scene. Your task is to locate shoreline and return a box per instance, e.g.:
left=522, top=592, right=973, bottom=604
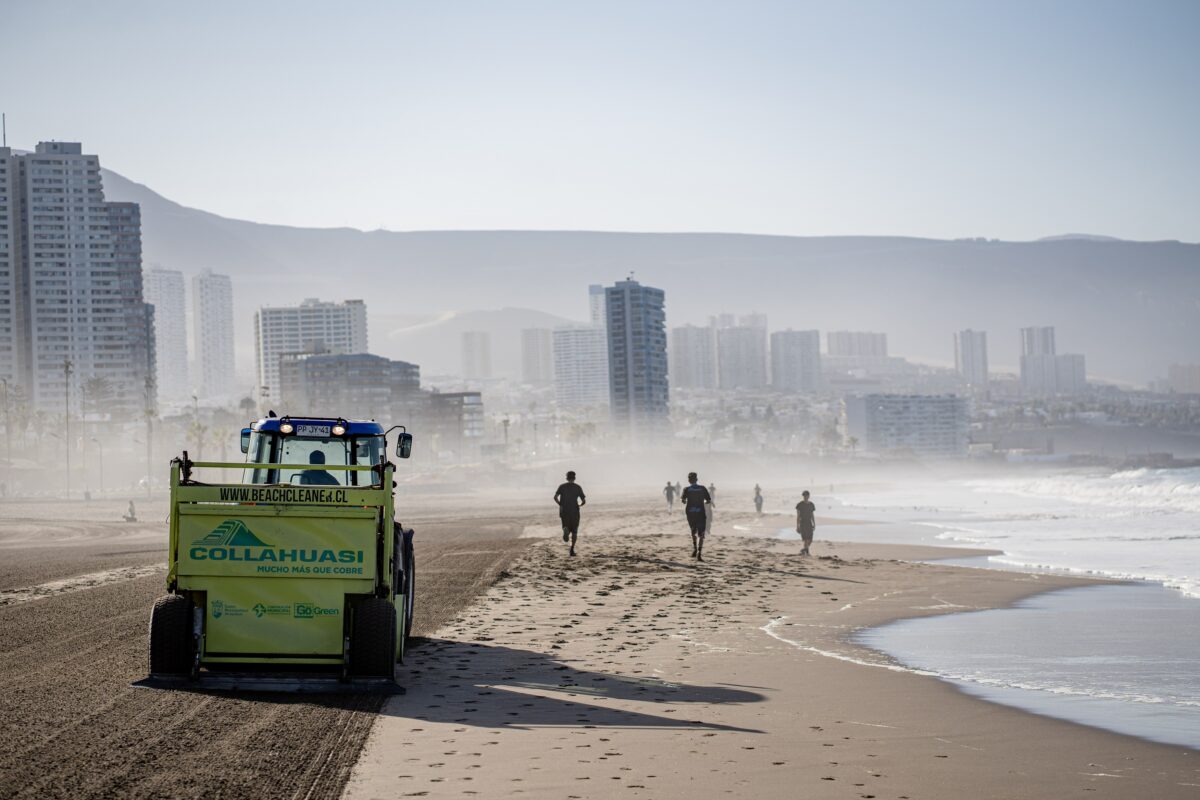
left=347, top=511, right=1200, bottom=799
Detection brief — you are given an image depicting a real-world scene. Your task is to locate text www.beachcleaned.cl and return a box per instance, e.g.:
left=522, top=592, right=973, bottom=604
left=218, top=487, right=350, bottom=504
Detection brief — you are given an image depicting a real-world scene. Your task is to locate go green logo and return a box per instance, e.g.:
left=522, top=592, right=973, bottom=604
left=294, top=603, right=340, bottom=619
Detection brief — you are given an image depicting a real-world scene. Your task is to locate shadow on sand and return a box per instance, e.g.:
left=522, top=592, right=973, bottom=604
left=385, top=637, right=766, bottom=733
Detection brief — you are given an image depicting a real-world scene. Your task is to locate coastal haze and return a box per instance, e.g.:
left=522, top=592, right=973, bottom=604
left=2, top=2, right=1200, bottom=799
left=103, top=167, right=1200, bottom=384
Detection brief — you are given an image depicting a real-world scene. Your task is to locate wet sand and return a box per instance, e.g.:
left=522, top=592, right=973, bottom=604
left=347, top=509, right=1200, bottom=799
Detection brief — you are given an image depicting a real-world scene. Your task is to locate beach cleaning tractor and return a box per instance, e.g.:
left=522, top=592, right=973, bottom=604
left=142, top=415, right=415, bottom=691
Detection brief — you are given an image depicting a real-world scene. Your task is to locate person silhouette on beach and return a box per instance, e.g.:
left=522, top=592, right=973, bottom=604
left=554, top=471, right=586, bottom=557
left=681, top=473, right=713, bottom=561
left=663, top=481, right=677, bottom=512
left=754, top=484, right=763, bottom=515
left=796, top=490, right=816, bottom=556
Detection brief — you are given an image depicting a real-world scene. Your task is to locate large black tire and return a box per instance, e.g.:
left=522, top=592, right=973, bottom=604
left=403, top=532, right=416, bottom=637
left=351, top=598, right=396, bottom=678
left=148, top=594, right=192, bottom=676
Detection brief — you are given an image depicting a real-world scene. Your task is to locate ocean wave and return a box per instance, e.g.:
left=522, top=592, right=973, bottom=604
left=983, top=555, right=1200, bottom=599
left=967, top=467, right=1200, bottom=515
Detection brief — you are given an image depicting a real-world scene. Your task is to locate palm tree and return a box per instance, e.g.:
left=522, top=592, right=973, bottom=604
left=81, top=376, right=115, bottom=417
left=188, top=418, right=208, bottom=461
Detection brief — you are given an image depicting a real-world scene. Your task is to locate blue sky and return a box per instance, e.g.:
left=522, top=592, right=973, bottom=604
left=4, top=0, right=1197, bottom=240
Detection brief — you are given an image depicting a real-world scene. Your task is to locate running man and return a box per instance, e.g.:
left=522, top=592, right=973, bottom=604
left=753, top=484, right=764, bottom=515
left=681, top=472, right=713, bottom=560
left=554, top=471, right=586, bottom=556
left=663, top=481, right=677, bottom=512
left=795, top=490, right=816, bottom=556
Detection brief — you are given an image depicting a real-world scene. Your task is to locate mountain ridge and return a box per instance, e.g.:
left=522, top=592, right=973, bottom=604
left=100, top=168, right=1200, bottom=384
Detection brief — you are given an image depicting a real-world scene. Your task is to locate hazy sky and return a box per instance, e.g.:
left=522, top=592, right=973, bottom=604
left=4, top=1, right=1198, bottom=240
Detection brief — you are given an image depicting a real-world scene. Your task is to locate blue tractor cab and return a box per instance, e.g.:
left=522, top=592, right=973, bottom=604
left=239, top=416, right=413, bottom=487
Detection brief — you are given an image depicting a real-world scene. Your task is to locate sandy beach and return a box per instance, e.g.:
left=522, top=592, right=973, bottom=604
left=347, top=506, right=1200, bottom=799
left=1, top=495, right=1198, bottom=798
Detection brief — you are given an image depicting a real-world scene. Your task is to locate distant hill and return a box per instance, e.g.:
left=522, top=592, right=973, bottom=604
left=377, top=308, right=575, bottom=378
left=1037, top=233, right=1127, bottom=243
left=102, top=169, right=1200, bottom=384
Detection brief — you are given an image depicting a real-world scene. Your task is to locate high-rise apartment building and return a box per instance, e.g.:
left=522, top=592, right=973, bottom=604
left=0, top=148, right=18, bottom=386
left=2, top=142, right=154, bottom=412
left=670, top=325, right=718, bottom=390
left=521, top=328, right=554, bottom=385
left=193, top=270, right=235, bottom=399
left=254, top=298, right=367, bottom=399
left=954, top=329, right=989, bottom=390
left=461, top=331, right=492, bottom=380
left=605, top=279, right=668, bottom=428
left=1018, top=326, right=1087, bottom=397
left=1168, top=364, right=1200, bottom=394
left=143, top=268, right=189, bottom=401
left=709, top=313, right=736, bottom=330
left=278, top=352, right=419, bottom=420
left=842, top=394, right=968, bottom=458
left=553, top=325, right=610, bottom=408
left=717, top=326, right=768, bottom=390
left=1020, top=326, right=1056, bottom=357
left=827, top=331, right=888, bottom=358
left=771, top=329, right=821, bottom=392
left=588, top=284, right=606, bottom=327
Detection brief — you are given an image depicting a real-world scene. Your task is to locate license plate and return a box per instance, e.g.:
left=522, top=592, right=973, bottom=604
left=295, top=424, right=331, bottom=437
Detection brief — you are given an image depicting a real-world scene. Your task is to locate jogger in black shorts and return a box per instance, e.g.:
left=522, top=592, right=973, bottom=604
left=680, top=472, right=713, bottom=561
left=554, top=471, right=586, bottom=557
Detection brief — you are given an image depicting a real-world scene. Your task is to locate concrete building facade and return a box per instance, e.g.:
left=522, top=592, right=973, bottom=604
left=843, top=394, right=968, bottom=458
left=954, top=329, right=989, bottom=390
left=1018, top=326, right=1087, bottom=397
left=520, top=328, right=554, bottom=385
left=717, top=326, right=768, bottom=390
left=254, top=298, right=368, bottom=400
left=1, top=142, right=154, bottom=413
left=461, top=331, right=492, bottom=380
left=670, top=324, right=718, bottom=390
left=771, top=329, right=821, bottom=392
left=278, top=352, right=419, bottom=420
left=1020, top=326, right=1056, bottom=357
left=1169, top=364, right=1200, bottom=394
left=827, top=331, right=888, bottom=358
left=588, top=284, right=606, bottom=327
left=193, top=270, right=235, bottom=399
left=0, top=149, right=18, bottom=387
left=552, top=325, right=609, bottom=408
left=143, top=267, right=189, bottom=401
left=605, top=279, right=668, bottom=429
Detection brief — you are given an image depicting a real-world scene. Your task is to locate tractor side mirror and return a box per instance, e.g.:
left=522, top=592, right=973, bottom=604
left=240, top=428, right=252, bottom=454
left=396, top=432, right=413, bottom=459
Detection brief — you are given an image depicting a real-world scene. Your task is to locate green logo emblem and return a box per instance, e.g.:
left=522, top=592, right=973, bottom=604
left=211, top=600, right=224, bottom=619
left=192, top=520, right=272, bottom=547
left=252, top=603, right=266, bottom=618
left=294, top=603, right=339, bottom=618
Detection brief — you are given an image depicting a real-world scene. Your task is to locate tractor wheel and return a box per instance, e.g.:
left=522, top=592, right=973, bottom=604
left=351, top=598, right=396, bottom=678
left=148, top=594, right=192, bottom=676
left=403, top=534, right=416, bottom=638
